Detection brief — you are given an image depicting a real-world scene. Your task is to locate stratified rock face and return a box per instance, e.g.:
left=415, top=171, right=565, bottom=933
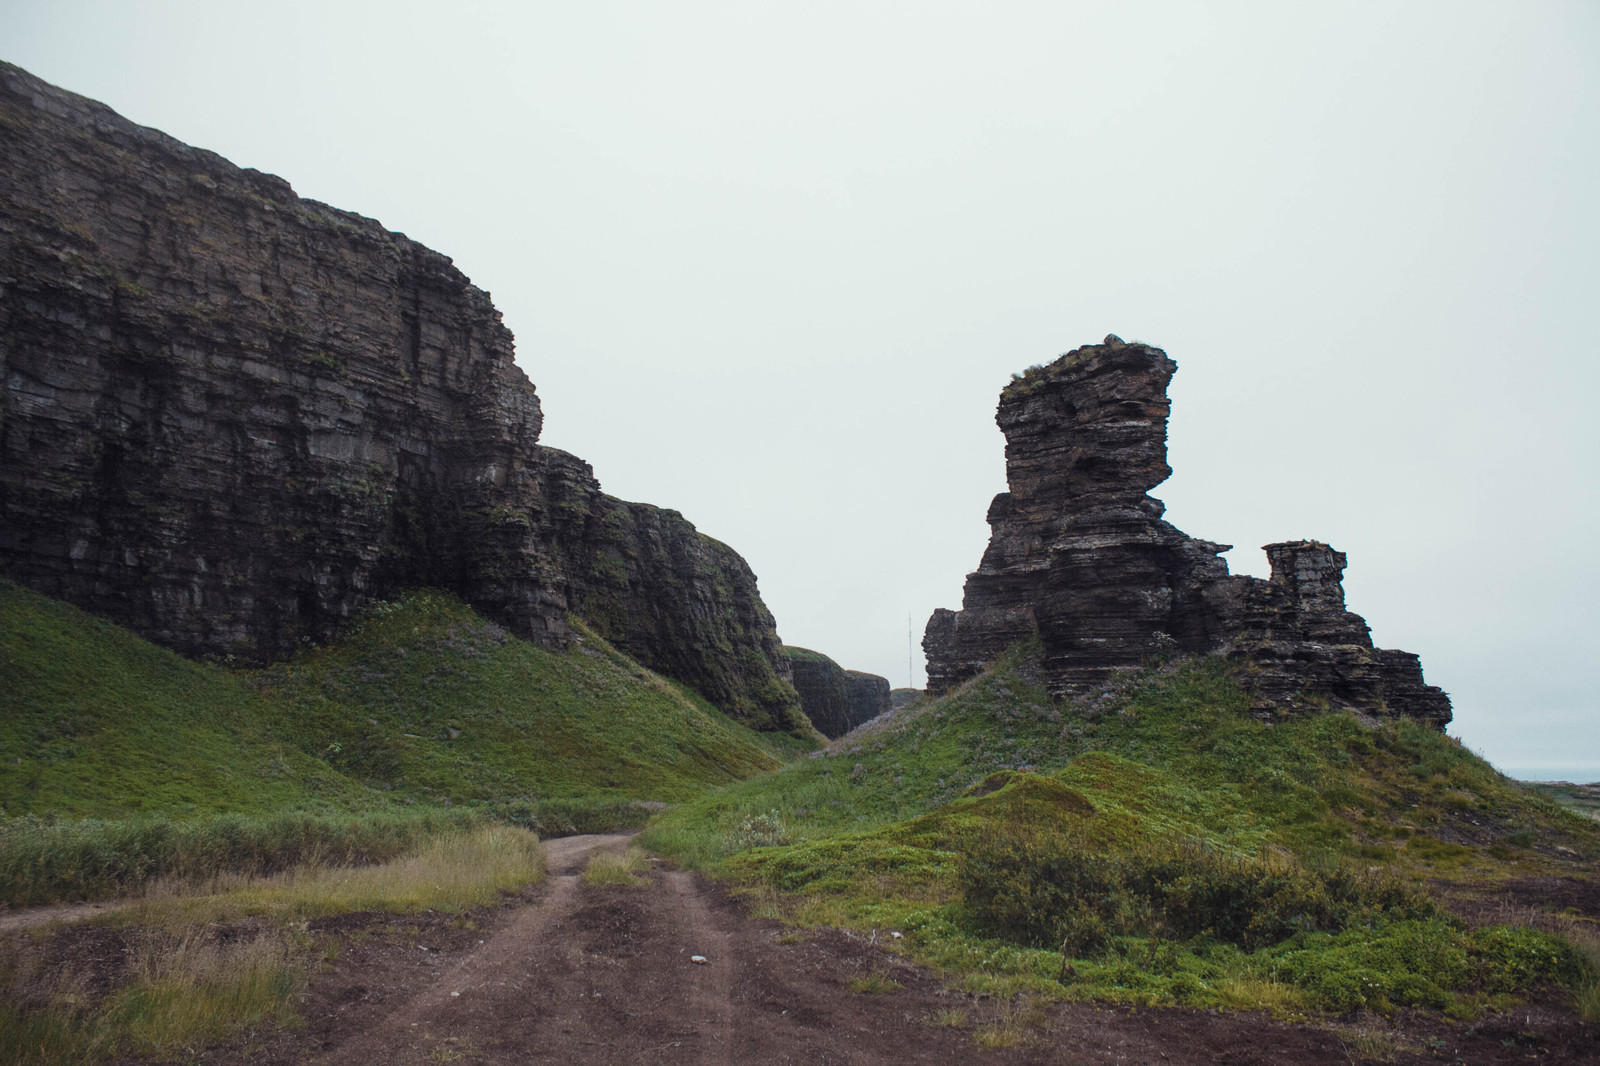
left=783, top=647, right=891, bottom=738
left=0, top=63, right=805, bottom=733
left=538, top=449, right=806, bottom=732
left=924, top=336, right=1451, bottom=727
left=845, top=670, right=893, bottom=727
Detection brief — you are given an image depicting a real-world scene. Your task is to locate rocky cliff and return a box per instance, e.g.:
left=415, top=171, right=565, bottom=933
left=924, top=336, right=1451, bottom=726
left=782, top=647, right=891, bottom=738
left=0, top=62, right=806, bottom=734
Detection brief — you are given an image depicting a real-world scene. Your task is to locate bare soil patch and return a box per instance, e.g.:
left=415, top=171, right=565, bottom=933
left=137, top=833, right=1597, bottom=1065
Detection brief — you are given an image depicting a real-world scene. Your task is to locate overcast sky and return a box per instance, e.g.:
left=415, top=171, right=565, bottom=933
left=5, top=2, right=1596, bottom=777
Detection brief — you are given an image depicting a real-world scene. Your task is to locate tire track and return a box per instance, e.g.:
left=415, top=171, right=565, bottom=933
left=310, top=832, right=633, bottom=1065
left=667, top=869, right=736, bottom=1066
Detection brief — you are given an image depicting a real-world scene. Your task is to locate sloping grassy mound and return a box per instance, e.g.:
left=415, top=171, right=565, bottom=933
left=2, top=581, right=809, bottom=822
left=0, top=581, right=372, bottom=819
left=644, top=647, right=1600, bottom=1016
left=252, top=591, right=806, bottom=803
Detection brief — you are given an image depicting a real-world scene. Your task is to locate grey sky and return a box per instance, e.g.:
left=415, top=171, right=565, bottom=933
left=5, top=1, right=1596, bottom=776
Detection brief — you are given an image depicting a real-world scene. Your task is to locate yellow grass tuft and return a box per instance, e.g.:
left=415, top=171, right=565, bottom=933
left=846, top=972, right=901, bottom=994
left=582, top=847, right=651, bottom=887
left=1211, top=974, right=1312, bottom=1016
left=122, top=825, right=546, bottom=927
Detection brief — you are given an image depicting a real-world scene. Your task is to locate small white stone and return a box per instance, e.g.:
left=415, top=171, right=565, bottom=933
left=890, top=931, right=903, bottom=939
left=450, top=991, right=461, bottom=997
left=690, top=955, right=708, bottom=964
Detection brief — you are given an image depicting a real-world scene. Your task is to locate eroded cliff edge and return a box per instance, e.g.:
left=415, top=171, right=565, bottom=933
left=0, top=63, right=806, bottom=734
left=923, top=336, right=1451, bottom=727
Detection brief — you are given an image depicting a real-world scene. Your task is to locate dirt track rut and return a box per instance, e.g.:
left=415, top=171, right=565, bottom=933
left=219, top=834, right=1600, bottom=1065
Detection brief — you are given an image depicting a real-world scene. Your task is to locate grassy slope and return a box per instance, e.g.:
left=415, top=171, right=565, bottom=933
left=0, top=582, right=370, bottom=818
left=644, top=647, right=1600, bottom=1015
left=254, top=591, right=809, bottom=805
left=1, top=581, right=808, bottom=821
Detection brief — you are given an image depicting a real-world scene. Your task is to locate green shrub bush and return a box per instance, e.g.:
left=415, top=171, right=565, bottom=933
left=957, top=826, right=1435, bottom=955
left=488, top=797, right=655, bottom=837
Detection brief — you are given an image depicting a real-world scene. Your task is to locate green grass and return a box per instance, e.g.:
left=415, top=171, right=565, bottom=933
left=1, top=581, right=811, bottom=824
left=252, top=592, right=805, bottom=805
left=1, top=581, right=813, bottom=903
left=0, top=928, right=302, bottom=1066
left=0, top=580, right=373, bottom=819
left=1526, top=781, right=1600, bottom=821
left=0, top=807, right=481, bottom=907
left=642, top=645, right=1600, bottom=1016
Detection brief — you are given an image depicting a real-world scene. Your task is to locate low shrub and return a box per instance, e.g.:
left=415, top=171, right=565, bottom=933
left=489, top=797, right=656, bottom=838
left=957, top=826, right=1435, bottom=955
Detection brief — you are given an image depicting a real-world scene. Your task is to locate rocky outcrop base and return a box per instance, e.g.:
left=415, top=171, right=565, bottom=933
left=924, top=337, right=1449, bottom=727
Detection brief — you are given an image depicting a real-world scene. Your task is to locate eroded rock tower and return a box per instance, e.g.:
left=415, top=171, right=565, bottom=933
left=923, top=336, right=1450, bottom=726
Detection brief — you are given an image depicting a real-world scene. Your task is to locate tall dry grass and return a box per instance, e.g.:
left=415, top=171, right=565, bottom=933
left=123, top=824, right=546, bottom=927
left=0, top=825, right=545, bottom=1065
left=0, top=808, right=482, bottom=907
left=0, top=928, right=299, bottom=1065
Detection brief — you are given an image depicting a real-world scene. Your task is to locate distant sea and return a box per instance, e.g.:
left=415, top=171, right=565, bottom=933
left=1499, top=766, right=1600, bottom=785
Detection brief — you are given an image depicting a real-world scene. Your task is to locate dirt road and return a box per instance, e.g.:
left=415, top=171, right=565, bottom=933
left=201, top=833, right=1595, bottom=1065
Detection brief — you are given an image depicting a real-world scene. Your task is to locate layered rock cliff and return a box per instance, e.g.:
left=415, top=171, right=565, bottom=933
left=924, top=336, right=1450, bottom=727
left=0, top=62, right=806, bottom=734
left=782, top=647, right=892, bottom=738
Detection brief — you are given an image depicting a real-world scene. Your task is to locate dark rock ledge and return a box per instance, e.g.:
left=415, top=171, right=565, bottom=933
left=782, top=646, right=891, bottom=739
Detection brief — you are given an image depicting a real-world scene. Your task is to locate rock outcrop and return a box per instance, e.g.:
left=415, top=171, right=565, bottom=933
left=0, top=63, right=806, bottom=733
left=888, top=688, right=922, bottom=712
left=782, top=647, right=892, bottom=738
left=924, top=336, right=1450, bottom=727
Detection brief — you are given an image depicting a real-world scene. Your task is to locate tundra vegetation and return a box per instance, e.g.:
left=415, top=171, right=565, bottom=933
left=0, top=579, right=798, bottom=1063
left=642, top=643, right=1600, bottom=1023
left=3, top=580, right=1597, bottom=1061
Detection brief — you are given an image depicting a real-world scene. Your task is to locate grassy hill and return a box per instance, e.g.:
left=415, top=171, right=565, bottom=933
left=644, top=643, right=1600, bottom=1018
left=1, top=581, right=808, bottom=822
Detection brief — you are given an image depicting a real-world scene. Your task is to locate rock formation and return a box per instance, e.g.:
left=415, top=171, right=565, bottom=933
left=0, top=63, right=806, bottom=734
left=888, top=688, right=922, bottom=712
left=923, top=336, right=1450, bottom=727
left=782, top=647, right=892, bottom=738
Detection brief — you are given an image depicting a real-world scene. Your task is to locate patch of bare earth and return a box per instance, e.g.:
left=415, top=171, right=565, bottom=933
left=127, top=832, right=1594, bottom=1065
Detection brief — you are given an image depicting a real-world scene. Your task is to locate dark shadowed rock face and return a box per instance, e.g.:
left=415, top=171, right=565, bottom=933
left=783, top=647, right=891, bottom=739
left=924, top=336, right=1451, bottom=727
left=0, top=63, right=805, bottom=734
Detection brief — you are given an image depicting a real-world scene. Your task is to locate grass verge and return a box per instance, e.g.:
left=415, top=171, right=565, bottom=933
left=0, top=807, right=480, bottom=908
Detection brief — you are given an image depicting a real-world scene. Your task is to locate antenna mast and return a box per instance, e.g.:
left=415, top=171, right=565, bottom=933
left=907, top=612, right=913, bottom=690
